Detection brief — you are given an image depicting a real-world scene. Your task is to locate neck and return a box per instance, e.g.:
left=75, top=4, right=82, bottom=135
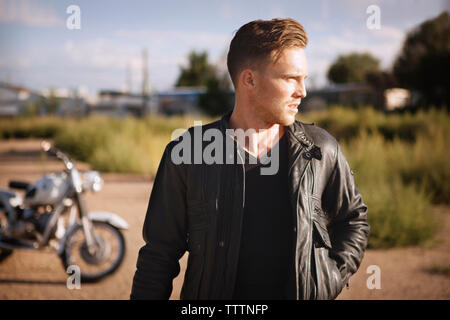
left=229, top=102, right=285, bottom=158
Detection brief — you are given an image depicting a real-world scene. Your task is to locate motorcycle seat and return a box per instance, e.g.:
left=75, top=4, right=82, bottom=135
left=8, top=181, right=30, bottom=190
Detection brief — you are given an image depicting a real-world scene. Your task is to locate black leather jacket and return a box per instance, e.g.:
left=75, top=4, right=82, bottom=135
left=131, top=111, right=369, bottom=300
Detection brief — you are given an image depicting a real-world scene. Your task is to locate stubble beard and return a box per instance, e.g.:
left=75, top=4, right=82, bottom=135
left=255, top=104, right=295, bottom=127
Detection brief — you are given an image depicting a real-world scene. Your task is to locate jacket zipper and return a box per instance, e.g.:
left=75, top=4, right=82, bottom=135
left=295, top=161, right=310, bottom=300
left=309, top=162, right=315, bottom=299
left=303, top=163, right=314, bottom=299
left=312, top=210, right=321, bottom=300
left=237, top=149, right=246, bottom=209
left=213, top=162, right=226, bottom=298
left=295, top=184, right=301, bottom=299
left=214, top=138, right=246, bottom=298
left=226, top=148, right=246, bottom=297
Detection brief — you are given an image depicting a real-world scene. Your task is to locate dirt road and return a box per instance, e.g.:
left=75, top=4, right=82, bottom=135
left=0, top=139, right=448, bottom=299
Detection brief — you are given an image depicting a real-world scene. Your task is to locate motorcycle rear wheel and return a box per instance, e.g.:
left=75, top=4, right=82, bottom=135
left=61, top=221, right=125, bottom=282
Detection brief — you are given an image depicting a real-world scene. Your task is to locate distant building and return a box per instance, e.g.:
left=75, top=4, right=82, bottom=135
left=38, top=87, right=89, bottom=117
left=1, top=81, right=414, bottom=118
left=89, top=90, right=158, bottom=117
left=0, top=82, right=41, bottom=117
left=157, top=87, right=206, bottom=115
left=384, top=88, right=411, bottom=111
left=301, top=83, right=412, bottom=112
left=301, top=83, right=376, bottom=112
left=57, top=97, right=88, bottom=116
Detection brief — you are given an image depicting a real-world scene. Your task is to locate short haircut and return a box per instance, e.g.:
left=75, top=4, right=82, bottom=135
left=227, top=18, right=308, bottom=88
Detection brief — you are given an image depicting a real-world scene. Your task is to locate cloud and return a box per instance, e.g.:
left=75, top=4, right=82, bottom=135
left=306, top=23, right=405, bottom=86
left=0, top=56, right=30, bottom=69
left=0, top=0, right=64, bottom=27
left=61, top=28, right=233, bottom=91
left=62, top=37, right=190, bottom=91
left=310, top=24, right=405, bottom=67
left=219, top=1, right=235, bottom=20
left=269, top=5, right=287, bottom=18
left=321, top=0, right=330, bottom=19
left=115, top=28, right=232, bottom=74
left=60, top=22, right=405, bottom=92
left=115, top=29, right=231, bottom=53
left=64, top=39, right=143, bottom=70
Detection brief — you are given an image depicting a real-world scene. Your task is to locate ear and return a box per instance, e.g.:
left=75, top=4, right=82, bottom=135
left=240, top=69, right=256, bottom=89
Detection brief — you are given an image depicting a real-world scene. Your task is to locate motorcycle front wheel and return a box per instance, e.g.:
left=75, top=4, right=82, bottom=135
left=61, top=221, right=125, bottom=282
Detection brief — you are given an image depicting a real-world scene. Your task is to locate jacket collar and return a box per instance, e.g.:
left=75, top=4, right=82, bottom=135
left=286, top=120, right=314, bottom=148
left=219, top=110, right=321, bottom=161
left=220, top=109, right=312, bottom=143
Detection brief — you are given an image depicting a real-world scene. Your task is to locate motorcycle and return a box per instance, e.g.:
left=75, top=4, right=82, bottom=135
left=0, top=141, right=128, bottom=282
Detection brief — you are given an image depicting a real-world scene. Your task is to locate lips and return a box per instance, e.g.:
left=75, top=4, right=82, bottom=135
left=287, top=103, right=299, bottom=111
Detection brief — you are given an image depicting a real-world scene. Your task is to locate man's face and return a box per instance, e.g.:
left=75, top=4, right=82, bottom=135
left=250, top=47, right=308, bottom=126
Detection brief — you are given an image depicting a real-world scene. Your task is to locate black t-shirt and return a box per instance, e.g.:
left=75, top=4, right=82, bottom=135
left=233, top=133, right=295, bottom=300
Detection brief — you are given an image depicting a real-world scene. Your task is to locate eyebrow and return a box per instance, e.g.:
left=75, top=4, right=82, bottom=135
left=283, top=73, right=308, bottom=78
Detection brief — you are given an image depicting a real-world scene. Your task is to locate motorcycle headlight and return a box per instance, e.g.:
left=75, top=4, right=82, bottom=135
left=81, top=171, right=103, bottom=192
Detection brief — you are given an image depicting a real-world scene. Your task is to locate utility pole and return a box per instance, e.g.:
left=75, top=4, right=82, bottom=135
left=141, top=48, right=149, bottom=117
left=126, top=62, right=132, bottom=94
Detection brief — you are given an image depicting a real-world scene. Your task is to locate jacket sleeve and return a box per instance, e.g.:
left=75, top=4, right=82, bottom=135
left=322, top=142, right=370, bottom=286
left=130, top=141, right=188, bottom=299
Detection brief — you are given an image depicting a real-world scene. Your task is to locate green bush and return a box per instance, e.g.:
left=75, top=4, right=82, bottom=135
left=54, top=117, right=113, bottom=161
left=51, top=115, right=210, bottom=176
left=342, top=130, right=439, bottom=248
left=398, top=119, right=450, bottom=203
left=89, top=134, right=150, bottom=174
left=300, top=105, right=430, bottom=142
left=0, top=116, right=64, bottom=139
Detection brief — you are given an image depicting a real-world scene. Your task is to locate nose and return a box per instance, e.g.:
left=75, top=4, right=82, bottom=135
left=293, top=79, right=307, bottom=99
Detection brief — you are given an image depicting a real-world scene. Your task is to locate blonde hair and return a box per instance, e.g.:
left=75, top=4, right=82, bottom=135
left=227, top=18, right=308, bottom=87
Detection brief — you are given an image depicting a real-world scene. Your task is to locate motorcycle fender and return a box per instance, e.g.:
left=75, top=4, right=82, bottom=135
left=57, top=212, right=128, bottom=255
left=87, top=211, right=129, bottom=230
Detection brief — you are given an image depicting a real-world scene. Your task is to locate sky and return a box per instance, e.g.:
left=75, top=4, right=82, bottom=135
left=0, top=0, right=448, bottom=96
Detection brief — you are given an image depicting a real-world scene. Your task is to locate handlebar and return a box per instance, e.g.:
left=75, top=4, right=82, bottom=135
left=40, top=141, right=103, bottom=194
left=40, top=140, right=74, bottom=169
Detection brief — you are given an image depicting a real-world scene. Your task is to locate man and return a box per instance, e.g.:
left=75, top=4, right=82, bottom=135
left=131, top=18, right=369, bottom=300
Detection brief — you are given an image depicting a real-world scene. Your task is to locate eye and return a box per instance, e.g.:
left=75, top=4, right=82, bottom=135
left=285, top=76, right=297, bottom=82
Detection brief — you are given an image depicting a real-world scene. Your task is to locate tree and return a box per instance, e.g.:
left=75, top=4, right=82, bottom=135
left=176, top=50, right=233, bottom=116
left=175, top=51, right=216, bottom=87
left=365, top=70, right=398, bottom=110
left=327, top=52, right=380, bottom=84
left=365, top=70, right=397, bottom=89
left=198, top=74, right=234, bottom=116
left=393, top=11, right=450, bottom=109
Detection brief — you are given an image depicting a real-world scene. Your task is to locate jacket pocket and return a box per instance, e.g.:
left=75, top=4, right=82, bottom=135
left=182, top=239, right=205, bottom=299
left=182, top=227, right=206, bottom=299
left=312, top=208, right=332, bottom=249
left=313, top=246, right=344, bottom=300
left=182, top=201, right=213, bottom=299
left=311, top=206, right=343, bottom=299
